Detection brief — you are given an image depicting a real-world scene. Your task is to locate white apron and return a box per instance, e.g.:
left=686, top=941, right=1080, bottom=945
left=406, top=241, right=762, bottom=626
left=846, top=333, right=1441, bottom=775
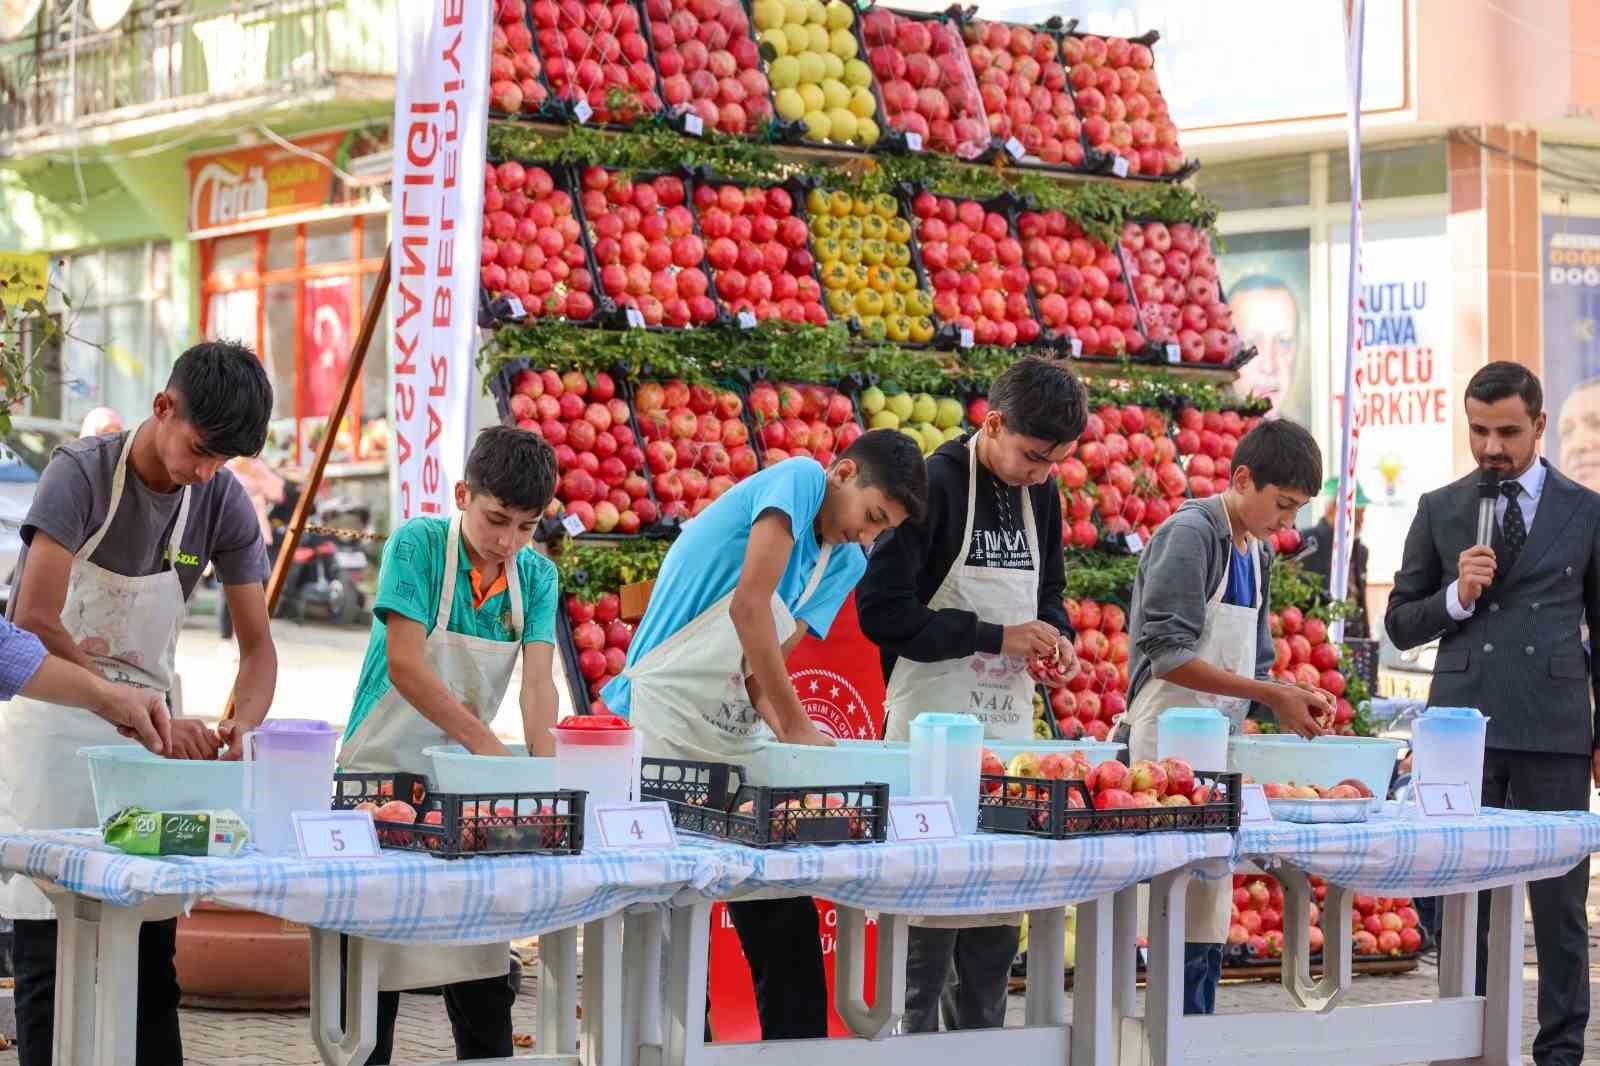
left=1125, top=537, right=1260, bottom=943
left=338, top=515, right=522, bottom=991
left=623, top=543, right=834, bottom=774
left=0, top=425, right=193, bottom=919
left=884, top=436, right=1039, bottom=928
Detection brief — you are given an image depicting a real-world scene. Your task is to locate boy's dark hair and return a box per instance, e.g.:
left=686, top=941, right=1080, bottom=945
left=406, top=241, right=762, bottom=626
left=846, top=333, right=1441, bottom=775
left=986, top=356, right=1087, bottom=445
left=466, top=425, right=558, bottom=512
left=840, top=429, right=929, bottom=524
left=1233, top=419, right=1322, bottom=496
left=167, top=340, right=273, bottom=458
left=1466, top=361, right=1543, bottom=419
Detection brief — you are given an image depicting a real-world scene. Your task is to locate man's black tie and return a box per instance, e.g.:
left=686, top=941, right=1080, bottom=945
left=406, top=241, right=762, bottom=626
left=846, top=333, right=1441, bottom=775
left=1499, top=480, right=1526, bottom=567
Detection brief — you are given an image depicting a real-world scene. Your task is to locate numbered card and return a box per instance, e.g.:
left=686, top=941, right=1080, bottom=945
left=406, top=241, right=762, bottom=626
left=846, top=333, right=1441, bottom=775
left=625, top=305, right=646, bottom=329
left=1112, top=156, right=1130, bottom=178
left=1165, top=342, right=1181, bottom=364
left=1237, top=784, right=1274, bottom=825
left=684, top=112, right=704, bottom=136
left=906, top=131, right=923, bottom=152
left=959, top=327, right=974, bottom=348
left=574, top=99, right=593, bottom=124
left=294, top=811, right=380, bottom=859
left=737, top=309, right=757, bottom=330
left=1070, top=337, right=1083, bottom=357
left=561, top=512, right=587, bottom=537
left=594, top=802, right=678, bottom=847
left=1415, top=782, right=1478, bottom=819
left=504, top=295, right=527, bottom=320
left=1124, top=531, right=1144, bottom=554
left=1004, top=136, right=1025, bottom=160
left=888, top=798, right=959, bottom=842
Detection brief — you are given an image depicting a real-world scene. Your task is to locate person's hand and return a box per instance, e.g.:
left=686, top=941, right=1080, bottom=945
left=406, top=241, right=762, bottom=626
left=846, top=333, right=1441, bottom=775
left=216, top=708, right=270, bottom=761
left=1030, top=637, right=1080, bottom=690
left=1055, top=637, right=1079, bottom=683
left=1263, top=682, right=1333, bottom=740
left=465, top=734, right=515, bottom=757
left=779, top=718, right=836, bottom=747
left=1456, top=546, right=1497, bottom=609
left=1002, top=620, right=1060, bottom=660
left=96, top=683, right=172, bottom=756
left=167, top=719, right=223, bottom=761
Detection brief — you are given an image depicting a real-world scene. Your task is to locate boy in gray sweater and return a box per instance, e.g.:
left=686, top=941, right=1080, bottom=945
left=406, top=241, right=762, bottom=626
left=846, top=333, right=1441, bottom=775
left=1117, top=418, right=1331, bottom=1015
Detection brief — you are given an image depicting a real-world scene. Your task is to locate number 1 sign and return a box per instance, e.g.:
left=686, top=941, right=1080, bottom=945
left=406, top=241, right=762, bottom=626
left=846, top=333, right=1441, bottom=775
left=1415, top=782, right=1478, bottom=818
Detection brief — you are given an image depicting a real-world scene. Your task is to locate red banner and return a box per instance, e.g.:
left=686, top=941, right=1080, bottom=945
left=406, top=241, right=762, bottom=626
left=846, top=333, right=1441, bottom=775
left=300, top=277, right=353, bottom=418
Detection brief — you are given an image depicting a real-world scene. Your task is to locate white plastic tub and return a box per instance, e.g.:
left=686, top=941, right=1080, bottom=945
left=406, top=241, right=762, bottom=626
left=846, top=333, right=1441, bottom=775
left=1228, top=735, right=1403, bottom=808
left=424, top=745, right=558, bottom=795
left=81, top=746, right=244, bottom=826
left=748, top=740, right=911, bottom=794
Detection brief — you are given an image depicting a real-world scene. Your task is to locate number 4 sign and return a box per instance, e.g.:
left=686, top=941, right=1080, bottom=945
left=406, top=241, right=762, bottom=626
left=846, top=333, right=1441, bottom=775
left=594, top=802, right=678, bottom=847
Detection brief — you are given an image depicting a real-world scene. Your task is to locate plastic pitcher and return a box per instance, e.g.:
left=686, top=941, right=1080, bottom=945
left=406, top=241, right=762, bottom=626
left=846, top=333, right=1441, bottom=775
left=908, top=712, right=983, bottom=835
left=243, top=719, right=339, bottom=855
left=553, top=714, right=638, bottom=843
left=1157, top=707, right=1229, bottom=772
left=1411, top=707, right=1489, bottom=804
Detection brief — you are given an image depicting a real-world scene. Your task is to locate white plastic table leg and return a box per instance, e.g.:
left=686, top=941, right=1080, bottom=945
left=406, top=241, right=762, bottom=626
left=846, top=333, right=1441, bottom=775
left=309, top=928, right=378, bottom=1066
left=1143, top=868, right=1190, bottom=1066
left=1111, top=884, right=1140, bottom=1021
left=664, top=902, right=711, bottom=1066
left=45, top=888, right=99, bottom=1066
left=1437, top=891, right=1479, bottom=999
left=1071, top=896, right=1115, bottom=1066
left=834, top=906, right=905, bottom=1039
left=540, top=925, right=581, bottom=1055
left=1433, top=882, right=1524, bottom=1066
left=1277, top=868, right=1353, bottom=1011
left=1025, top=906, right=1066, bottom=1027
left=623, top=907, right=664, bottom=1066
left=583, top=913, right=625, bottom=1066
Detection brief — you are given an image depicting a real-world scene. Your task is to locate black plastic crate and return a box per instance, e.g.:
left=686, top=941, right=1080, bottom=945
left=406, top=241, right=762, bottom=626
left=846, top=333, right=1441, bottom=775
left=979, top=770, right=1240, bottom=839
left=331, top=772, right=585, bottom=859
left=640, top=757, right=887, bottom=847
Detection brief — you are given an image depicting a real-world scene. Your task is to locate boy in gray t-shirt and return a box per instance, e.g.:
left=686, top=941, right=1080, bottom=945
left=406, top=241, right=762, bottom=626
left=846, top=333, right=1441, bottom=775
left=1, top=340, right=280, bottom=1066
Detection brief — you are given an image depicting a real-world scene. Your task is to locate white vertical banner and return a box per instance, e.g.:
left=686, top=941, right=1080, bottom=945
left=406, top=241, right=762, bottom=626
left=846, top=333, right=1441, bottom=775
left=389, top=1, right=489, bottom=525
left=1329, top=0, right=1366, bottom=643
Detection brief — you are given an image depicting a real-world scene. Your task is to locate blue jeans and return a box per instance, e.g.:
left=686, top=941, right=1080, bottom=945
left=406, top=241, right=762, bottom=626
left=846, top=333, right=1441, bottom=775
left=1182, top=942, right=1223, bottom=1015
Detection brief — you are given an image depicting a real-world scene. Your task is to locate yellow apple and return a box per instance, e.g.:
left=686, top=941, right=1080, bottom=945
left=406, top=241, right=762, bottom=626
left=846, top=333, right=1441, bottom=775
left=829, top=27, right=858, bottom=59
left=768, top=55, right=800, bottom=90
left=824, top=0, right=853, bottom=29
left=774, top=88, right=806, bottom=121
left=802, top=110, right=831, bottom=141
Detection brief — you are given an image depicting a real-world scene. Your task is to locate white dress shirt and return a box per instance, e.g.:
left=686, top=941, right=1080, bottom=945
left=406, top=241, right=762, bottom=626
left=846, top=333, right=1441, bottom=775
left=1447, top=458, right=1546, bottom=620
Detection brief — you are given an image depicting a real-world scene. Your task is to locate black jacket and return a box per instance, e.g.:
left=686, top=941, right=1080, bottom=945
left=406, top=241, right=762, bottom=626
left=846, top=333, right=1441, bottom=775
left=1294, top=517, right=1370, bottom=637
left=857, top=435, right=1073, bottom=685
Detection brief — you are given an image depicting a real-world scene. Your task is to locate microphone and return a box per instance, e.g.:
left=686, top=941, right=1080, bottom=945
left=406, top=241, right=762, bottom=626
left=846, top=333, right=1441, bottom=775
left=1476, top=468, right=1499, bottom=547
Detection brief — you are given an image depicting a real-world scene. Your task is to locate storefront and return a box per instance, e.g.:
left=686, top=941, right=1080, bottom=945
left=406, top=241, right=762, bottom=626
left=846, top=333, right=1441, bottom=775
left=188, top=124, right=394, bottom=525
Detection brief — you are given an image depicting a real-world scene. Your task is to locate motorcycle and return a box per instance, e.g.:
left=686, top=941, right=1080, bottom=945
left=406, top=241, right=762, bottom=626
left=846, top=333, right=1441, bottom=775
left=274, top=497, right=372, bottom=625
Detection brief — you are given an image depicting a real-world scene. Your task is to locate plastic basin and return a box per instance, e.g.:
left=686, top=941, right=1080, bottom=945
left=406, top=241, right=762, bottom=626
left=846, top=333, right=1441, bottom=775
left=424, top=745, right=557, bottom=794
left=983, top=739, right=1126, bottom=766
left=1228, top=735, right=1404, bottom=806
left=81, top=746, right=244, bottom=827
left=749, top=740, right=910, bottom=794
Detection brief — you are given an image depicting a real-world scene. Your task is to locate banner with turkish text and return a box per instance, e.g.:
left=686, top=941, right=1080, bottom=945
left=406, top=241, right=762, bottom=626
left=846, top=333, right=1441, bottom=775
left=390, top=1, right=489, bottom=524
left=1542, top=214, right=1600, bottom=497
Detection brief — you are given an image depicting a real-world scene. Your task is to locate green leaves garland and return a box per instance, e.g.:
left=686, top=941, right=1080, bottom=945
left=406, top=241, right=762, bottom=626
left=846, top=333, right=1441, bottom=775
left=1061, top=550, right=1139, bottom=605
left=550, top=539, right=672, bottom=605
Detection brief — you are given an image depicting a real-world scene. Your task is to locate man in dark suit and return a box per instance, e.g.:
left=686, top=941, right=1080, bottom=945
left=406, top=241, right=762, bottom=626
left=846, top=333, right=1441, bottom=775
left=1387, top=361, right=1600, bottom=1066
left=1296, top=477, right=1371, bottom=637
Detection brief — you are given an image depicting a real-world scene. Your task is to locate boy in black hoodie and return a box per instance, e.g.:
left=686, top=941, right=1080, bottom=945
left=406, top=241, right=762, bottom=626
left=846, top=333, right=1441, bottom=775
left=857, top=356, right=1087, bottom=1032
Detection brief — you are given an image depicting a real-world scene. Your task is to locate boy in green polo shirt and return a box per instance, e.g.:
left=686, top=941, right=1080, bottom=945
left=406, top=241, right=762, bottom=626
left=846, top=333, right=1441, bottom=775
left=337, top=425, right=561, bottom=1062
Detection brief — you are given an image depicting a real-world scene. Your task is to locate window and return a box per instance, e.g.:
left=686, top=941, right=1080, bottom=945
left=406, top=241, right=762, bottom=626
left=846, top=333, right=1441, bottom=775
left=25, top=243, right=179, bottom=429
left=198, top=211, right=388, bottom=469
left=1195, top=155, right=1312, bottom=213
left=1328, top=141, right=1446, bottom=203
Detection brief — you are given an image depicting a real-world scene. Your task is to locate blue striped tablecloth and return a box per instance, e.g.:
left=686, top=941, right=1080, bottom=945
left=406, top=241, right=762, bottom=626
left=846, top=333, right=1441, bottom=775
left=1236, top=805, right=1600, bottom=895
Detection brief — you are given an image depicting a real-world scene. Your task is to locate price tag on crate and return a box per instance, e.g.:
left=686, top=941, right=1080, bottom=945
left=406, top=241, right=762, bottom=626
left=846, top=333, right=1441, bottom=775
left=574, top=99, right=593, bottom=124
left=294, top=811, right=380, bottom=860
left=1124, top=531, right=1144, bottom=554
left=684, top=112, right=704, bottom=136
left=1237, top=784, right=1273, bottom=825
left=625, top=305, right=646, bottom=329
left=888, top=798, right=959, bottom=842
left=737, top=310, right=757, bottom=330
left=1165, top=342, right=1181, bottom=364
left=561, top=512, right=587, bottom=537
left=504, top=295, right=527, bottom=320
left=1005, top=136, right=1025, bottom=160
left=1415, top=782, right=1478, bottom=819
left=1112, top=156, right=1130, bottom=178
left=1070, top=337, right=1083, bottom=357
left=594, top=801, right=678, bottom=847
left=959, top=327, right=974, bottom=348
left=906, top=131, right=923, bottom=152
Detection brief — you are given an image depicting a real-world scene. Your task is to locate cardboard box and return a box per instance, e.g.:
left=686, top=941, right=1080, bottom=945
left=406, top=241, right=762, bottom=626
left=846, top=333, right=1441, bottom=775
left=620, top=579, right=654, bottom=623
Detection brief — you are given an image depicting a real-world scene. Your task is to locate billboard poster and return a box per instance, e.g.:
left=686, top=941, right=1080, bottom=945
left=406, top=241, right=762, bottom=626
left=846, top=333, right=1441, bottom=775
left=1214, top=230, right=1313, bottom=428
left=1543, top=214, right=1600, bottom=496
left=1331, top=218, right=1452, bottom=583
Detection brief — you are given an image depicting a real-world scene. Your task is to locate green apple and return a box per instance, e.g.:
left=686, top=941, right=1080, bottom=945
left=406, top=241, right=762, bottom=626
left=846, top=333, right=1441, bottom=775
left=869, top=409, right=901, bottom=430
left=886, top=391, right=915, bottom=420
left=769, top=55, right=800, bottom=90
left=910, top=392, right=937, bottom=424
left=918, top=424, right=943, bottom=454
left=942, top=425, right=965, bottom=442
left=860, top=385, right=886, bottom=414
left=934, top=397, right=963, bottom=430
left=899, top=427, right=923, bottom=448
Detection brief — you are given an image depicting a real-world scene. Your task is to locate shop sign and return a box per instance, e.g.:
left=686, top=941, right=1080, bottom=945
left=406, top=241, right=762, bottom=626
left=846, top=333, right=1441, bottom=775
left=1542, top=215, right=1600, bottom=499
left=187, top=127, right=389, bottom=234
left=1331, top=219, right=1452, bottom=582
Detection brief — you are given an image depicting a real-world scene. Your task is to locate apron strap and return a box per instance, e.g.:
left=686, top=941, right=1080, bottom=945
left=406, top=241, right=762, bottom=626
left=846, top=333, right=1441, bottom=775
left=505, top=545, right=525, bottom=637
left=439, top=516, right=464, bottom=632
left=78, top=429, right=134, bottom=561
left=794, top=543, right=833, bottom=615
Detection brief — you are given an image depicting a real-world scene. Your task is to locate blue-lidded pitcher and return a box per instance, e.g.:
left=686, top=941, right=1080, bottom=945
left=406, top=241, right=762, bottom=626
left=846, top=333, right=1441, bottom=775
left=909, top=713, right=984, bottom=835
left=1411, top=707, right=1489, bottom=805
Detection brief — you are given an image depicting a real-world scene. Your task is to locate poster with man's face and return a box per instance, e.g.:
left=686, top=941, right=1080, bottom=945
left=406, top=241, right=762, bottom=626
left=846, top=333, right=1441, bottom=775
left=1543, top=215, right=1600, bottom=495
left=1215, top=230, right=1313, bottom=427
